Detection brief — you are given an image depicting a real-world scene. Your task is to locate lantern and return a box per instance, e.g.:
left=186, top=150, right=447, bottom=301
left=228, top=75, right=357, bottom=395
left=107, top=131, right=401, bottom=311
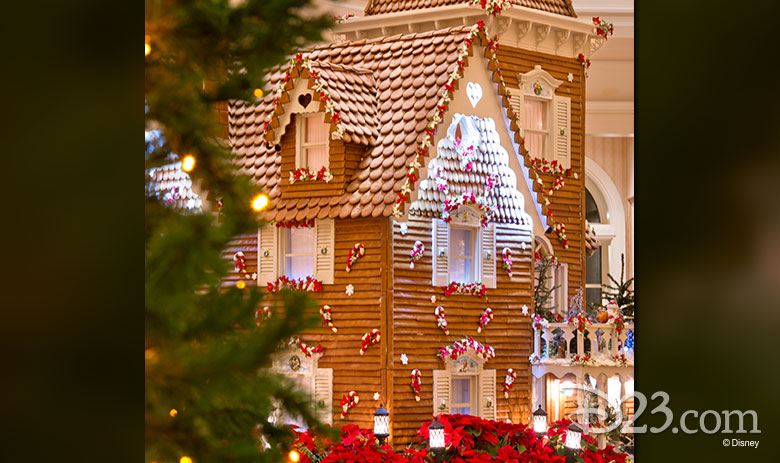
left=428, top=417, right=445, bottom=457
left=565, top=421, right=583, bottom=451
left=532, top=405, right=548, bottom=436
left=373, top=404, right=390, bottom=445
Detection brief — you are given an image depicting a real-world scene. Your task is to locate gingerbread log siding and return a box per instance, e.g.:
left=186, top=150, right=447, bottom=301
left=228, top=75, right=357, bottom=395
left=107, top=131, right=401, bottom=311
left=222, top=217, right=388, bottom=430
left=388, top=217, right=534, bottom=445
left=221, top=233, right=258, bottom=288
left=497, top=45, right=586, bottom=301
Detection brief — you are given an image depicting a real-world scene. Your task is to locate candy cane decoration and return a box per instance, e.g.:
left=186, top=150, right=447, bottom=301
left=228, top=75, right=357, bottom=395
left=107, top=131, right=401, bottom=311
left=340, top=391, right=359, bottom=418
left=503, top=368, right=516, bottom=398
left=410, top=241, right=424, bottom=268
left=319, top=305, right=337, bottom=333
left=360, top=329, right=381, bottom=355
left=233, top=251, right=256, bottom=280
left=434, top=306, right=449, bottom=335
left=345, top=243, right=365, bottom=272
left=254, top=306, right=271, bottom=326
left=410, top=369, right=422, bottom=402
left=477, top=307, right=493, bottom=333
left=501, top=247, right=513, bottom=276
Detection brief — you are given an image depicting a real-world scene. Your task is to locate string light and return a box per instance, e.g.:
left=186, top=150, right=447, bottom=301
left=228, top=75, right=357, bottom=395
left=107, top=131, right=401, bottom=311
left=181, top=155, right=196, bottom=172
left=145, top=35, right=151, bottom=56
left=252, top=194, right=269, bottom=211
left=288, top=450, right=301, bottom=462
left=169, top=409, right=178, bottom=417
left=236, top=280, right=246, bottom=289
left=180, top=457, right=192, bottom=463
left=253, top=88, right=264, bottom=98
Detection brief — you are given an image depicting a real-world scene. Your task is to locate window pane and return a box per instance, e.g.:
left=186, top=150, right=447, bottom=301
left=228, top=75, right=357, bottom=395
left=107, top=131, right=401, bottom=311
left=524, top=100, right=547, bottom=130
left=305, top=146, right=328, bottom=170
left=451, top=377, right=472, bottom=415
left=586, top=287, right=603, bottom=308
left=586, top=248, right=602, bottom=284
left=285, top=255, right=314, bottom=279
left=305, top=116, right=328, bottom=143
left=524, top=132, right=546, bottom=158
left=451, top=228, right=472, bottom=256
left=450, top=257, right=473, bottom=282
left=285, top=227, right=315, bottom=255
left=586, top=189, right=601, bottom=223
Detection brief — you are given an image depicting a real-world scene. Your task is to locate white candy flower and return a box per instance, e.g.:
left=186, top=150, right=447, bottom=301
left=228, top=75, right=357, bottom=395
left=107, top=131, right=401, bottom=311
left=345, top=284, right=354, bottom=296
left=521, top=305, right=529, bottom=316
left=567, top=73, right=574, bottom=82
left=400, top=353, right=408, bottom=365
left=373, top=392, right=380, bottom=401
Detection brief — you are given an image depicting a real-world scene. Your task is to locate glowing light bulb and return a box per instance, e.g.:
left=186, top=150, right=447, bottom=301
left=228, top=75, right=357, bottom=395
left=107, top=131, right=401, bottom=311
left=181, top=155, right=196, bottom=172
left=252, top=194, right=269, bottom=211
left=236, top=280, right=246, bottom=289
left=145, top=36, right=151, bottom=56
left=180, top=457, right=192, bottom=463
left=253, top=88, right=264, bottom=98
left=169, top=409, right=178, bottom=417
left=288, top=450, right=301, bottom=462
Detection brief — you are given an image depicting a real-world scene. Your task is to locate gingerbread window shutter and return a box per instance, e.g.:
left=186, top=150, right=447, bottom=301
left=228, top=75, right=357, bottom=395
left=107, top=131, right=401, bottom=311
left=313, top=368, right=333, bottom=425
left=509, top=93, right=524, bottom=137
left=480, top=224, right=497, bottom=288
left=314, top=218, right=335, bottom=284
left=257, top=222, right=278, bottom=285
left=432, top=219, right=449, bottom=286
left=432, top=369, right=451, bottom=416
left=480, top=369, right=497, bottom=421
left=552, top=95, right=571, bottom=169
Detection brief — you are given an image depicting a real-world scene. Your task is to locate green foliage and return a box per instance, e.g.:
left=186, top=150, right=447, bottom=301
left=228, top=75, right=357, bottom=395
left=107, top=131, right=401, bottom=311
left=601, top=254, right=635, bottom=319
left=145, top=1, right=333, bottom=462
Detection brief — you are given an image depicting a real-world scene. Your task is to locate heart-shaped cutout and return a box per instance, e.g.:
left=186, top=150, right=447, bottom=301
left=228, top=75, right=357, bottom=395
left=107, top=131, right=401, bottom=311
left=298, top=93, right=312, bottom=109
left=467, top=82, right=482, bottom=108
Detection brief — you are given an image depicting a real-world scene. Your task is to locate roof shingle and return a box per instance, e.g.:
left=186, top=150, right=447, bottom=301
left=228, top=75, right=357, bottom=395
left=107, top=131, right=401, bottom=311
left=230, top=26, right=476, bottom=221
left=364, top=0, right=577, bottom=18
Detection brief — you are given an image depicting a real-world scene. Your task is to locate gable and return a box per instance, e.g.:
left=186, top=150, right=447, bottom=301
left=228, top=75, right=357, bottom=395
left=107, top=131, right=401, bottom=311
left=410, top=46, right=547, bottom=235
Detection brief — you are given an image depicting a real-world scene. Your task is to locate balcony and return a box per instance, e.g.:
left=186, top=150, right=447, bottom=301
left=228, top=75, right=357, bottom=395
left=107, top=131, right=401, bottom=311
left=530, top=319, right=635, bottom=426
left=531, top=320, right=634, bottom=368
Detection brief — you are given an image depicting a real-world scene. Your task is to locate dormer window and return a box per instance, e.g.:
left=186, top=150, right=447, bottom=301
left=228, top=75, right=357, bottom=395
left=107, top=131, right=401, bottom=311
left=296, top=113, right=329, bottom=170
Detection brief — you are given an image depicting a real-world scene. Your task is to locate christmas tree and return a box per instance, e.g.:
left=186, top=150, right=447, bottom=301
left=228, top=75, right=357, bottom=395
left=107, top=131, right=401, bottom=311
left=145, top=1, right=333, bottom=462
left=601, top=253, right=635, bottom=319
left=533, top=253, right=560, bottom=321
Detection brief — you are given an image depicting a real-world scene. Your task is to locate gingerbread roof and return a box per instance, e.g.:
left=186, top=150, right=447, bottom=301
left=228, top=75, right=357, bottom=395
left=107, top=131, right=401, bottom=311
left=364, top=0, right=577, bottom=18
left=145, top=130, right=204, bottom=212
left=230, top=25, right=483, bottom=221
left=411, top=115, right=532, bottom=228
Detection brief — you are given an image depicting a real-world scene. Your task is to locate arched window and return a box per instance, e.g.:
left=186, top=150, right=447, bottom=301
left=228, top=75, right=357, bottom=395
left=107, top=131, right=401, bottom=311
left=585, top=188, right=604, bottom=307
left=586, top=189, right=601, bottom=223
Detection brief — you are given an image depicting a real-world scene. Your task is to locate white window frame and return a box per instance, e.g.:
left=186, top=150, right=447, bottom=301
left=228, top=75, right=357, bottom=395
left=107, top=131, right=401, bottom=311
left=434, top=350, right=496, bottom=419
left=522, top=97, right=550, bottom=159
left=448, top=224, right=480, bottom=283
left=295, top=113, right=330, bottom=170
left=279, top=226, right=316, bottom=279
left=511, top=65, right=569, bottom=167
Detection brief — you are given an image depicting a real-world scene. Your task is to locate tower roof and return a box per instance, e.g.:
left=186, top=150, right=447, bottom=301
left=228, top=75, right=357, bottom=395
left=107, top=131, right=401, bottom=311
left=364, top=0, right=577, bottom=18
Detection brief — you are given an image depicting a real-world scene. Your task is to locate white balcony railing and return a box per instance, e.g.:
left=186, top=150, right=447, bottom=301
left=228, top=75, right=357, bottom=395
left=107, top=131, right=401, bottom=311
left=531, top=321, right=634, bottom=367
